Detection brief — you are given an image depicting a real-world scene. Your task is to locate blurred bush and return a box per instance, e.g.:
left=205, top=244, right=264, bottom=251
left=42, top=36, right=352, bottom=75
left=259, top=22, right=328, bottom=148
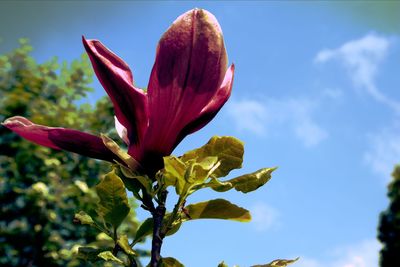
left=0, top=39, right=142, bottom=266
left=378, top=165, right=400, bottom=266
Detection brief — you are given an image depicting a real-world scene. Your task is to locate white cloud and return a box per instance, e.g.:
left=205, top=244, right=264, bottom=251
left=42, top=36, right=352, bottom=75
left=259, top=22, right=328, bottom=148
left=321, top=88, right=344, bottom=100
left=364, top=122, right=400, bottom=182
left=226, top=97, right=328, bottom=147
left=249, top=202, right=280, bottom=232
left=296, top=239, right=380, bottom=267
left=293, top=119, right=327, bottom=147
left=315, top=33, right=400, bottom=113
left=226, top=100, right=268, bottom=136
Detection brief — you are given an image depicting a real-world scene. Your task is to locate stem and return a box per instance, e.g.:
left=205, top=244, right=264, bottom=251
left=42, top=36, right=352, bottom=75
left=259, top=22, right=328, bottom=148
left=149, top=190, right=168, bottom=267
left=142, top=191, right=156, bottom=214
left=112, top=226, right=119, bottom=256
left=160, top=196, right=185, bottom=238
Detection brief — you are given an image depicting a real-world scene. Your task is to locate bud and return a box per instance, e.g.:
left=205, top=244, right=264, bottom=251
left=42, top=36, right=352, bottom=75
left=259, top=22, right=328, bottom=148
left=153, top=8, right=228, bottom=92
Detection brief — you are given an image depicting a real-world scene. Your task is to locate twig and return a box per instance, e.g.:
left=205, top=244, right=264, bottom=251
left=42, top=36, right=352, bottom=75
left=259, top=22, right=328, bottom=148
left=149, top=190, right=168, bottom=267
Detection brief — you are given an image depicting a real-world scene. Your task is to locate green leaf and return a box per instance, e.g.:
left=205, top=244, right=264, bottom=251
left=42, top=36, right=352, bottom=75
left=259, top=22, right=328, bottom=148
left=161, top=257, right=184, bottom=267
left=163, top=156, right=186, bottom=195
left=119, top=164, right=153, bottom=194
left=185, top=199, right=251, bottom=222
left=210, top=167, right=277, bottom=193
left=74, top=211, right=94, bottom=226
left=132, top=217, right=153, bottom=245
left=97, top=251, right=124, bottom=265
left=132, top=214, right=182, bottom=245
left=251, top=257, right=299, bottom=267
left=181, top=136, right=244, bottom=178
left=120, top=174, right=142, bottom=197
left=117, top=234, right=136, bottom=256
left=134, top=199, right=251, bottom=243
left=186, top=156, right=219, bottom=184
left=77, top=246, right=106, bottom=262
left=101, top=134, right=140, bottom=170
left=95, top=170, right=130, bottom=228
left=163, top=156, right=220, bottom=196
left=218, top=261, right=229, bottom=267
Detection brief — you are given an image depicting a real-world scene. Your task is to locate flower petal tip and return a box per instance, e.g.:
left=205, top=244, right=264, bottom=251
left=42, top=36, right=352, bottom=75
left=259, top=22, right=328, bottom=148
left=2, top=116, right=32, bottom=128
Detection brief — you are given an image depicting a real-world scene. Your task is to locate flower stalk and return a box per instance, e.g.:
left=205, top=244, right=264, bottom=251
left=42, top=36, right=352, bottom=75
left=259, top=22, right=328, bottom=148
left=150, top=190, right=168, bottom=267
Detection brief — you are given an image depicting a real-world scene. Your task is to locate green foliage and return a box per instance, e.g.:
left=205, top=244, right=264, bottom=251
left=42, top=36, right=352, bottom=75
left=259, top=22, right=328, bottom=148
left=218, top=261, right=229, bottom=267
left=208, top=167, right=277, bottom=193
left=132, top=218, right=154, bottom=245
left=132, top=214, right=181, bottom=246
left=218, top=258, right=298, bottom=267
left=0, top=40, right=141, bottom=266
left=97, top=251, right=125, bottom=265
left=180, top=136, right=244, bottom=178
left=160, top=136, right=276, bottom=198
left=95, top=170, right=130, bottom=229
left=160, top=257, right=184, bottom=267
left=74, top=211, right=95, bottom=226
left=117, top=235, right=136, bottom=257
left=77, top=246, right=109, bottom=262
left=101, top=134, right=140, bottom=170
left=378, top=165, right=400, bottom=266
left=251, top=257, right=299, bottom=267
left=185, top=199, right=251, bottom=222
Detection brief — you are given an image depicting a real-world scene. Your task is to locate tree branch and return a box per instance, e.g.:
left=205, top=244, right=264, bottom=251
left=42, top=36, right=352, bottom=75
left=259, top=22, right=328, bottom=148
left=149, top=190, right=168, bottom=267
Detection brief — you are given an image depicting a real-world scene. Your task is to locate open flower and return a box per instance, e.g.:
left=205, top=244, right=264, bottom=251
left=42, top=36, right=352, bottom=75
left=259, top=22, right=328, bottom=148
left=2, top=9, right=234, bottom=176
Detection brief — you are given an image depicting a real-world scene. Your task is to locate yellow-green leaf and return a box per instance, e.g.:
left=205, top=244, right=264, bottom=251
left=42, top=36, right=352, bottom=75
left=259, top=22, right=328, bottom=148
left=210, top=167, right=277, bottom=193
left=97, top=251, right=124, bottom=265
left=119, top=164, right=153, bottom=194
left=218, top=261, right=229, bottom=267
left=186, top=156, right=219, bottom=184
left=132, top=214, right=181, bottom=245
left=95, top=170, right=130, bottom=228
left=77, top=246, right=105, bottom=262
left=101, top=134, right=139, bottom=170
left=181, top=136, right=244, bottom=178
left=163, top=156, right=186, bottom=195
left=117, top=234, right=135, bottom=256
left=185, top=199, right=251, bottom=222
left=74, top=211, right=94, bottom=226
left=161, top=257, right=184, bottom=267
left=251, top=257, right=299, bottom=267
left=132, top=217, right=153, bottom=244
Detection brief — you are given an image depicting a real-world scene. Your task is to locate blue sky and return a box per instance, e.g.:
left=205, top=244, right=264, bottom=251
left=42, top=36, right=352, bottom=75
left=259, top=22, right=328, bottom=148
left=1, top=1, right=400, bottom=266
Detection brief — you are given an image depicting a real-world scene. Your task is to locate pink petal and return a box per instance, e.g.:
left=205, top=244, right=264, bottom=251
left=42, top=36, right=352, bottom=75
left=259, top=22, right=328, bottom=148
left=82, top=37, right=148, bottom=146
left=142, top=9, right=228, bottom=158
left=114, top=116, right=130, bottom=145
left=2, top=116, right=117, bottom=162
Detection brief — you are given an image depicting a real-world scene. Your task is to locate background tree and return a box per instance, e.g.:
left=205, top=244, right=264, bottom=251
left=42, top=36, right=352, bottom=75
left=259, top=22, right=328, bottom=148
left=0, top=39, right=143, bottom=267
left=378, top=164, right=400, bottom=266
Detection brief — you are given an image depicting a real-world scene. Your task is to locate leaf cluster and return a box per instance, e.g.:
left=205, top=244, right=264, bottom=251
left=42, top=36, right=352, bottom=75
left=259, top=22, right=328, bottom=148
left=94, top=133, right=293, bottom=266
left=0, top=40, right=141, bottom=267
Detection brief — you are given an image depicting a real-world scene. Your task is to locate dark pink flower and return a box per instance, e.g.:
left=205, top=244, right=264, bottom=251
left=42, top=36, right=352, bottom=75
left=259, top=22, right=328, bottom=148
left=2, top=9, right=234, bottom=176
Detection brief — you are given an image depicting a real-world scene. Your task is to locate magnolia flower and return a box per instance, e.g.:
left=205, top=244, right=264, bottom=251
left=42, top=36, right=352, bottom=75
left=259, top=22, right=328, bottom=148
left=2, top=9, right=234, bottom=176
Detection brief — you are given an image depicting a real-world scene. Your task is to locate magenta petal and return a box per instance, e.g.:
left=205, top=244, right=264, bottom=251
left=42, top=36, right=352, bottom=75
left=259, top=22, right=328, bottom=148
left=141, top=9, right=229, bottom=159
left=82, top=37, right=148, bottom=145
left=2, top=116, right=117, bottom=162
left=134, top=63, right=233, bottom=174
left=177, top=64, right=234, bottom=139
left=152, top=9, right=227, bottom=93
